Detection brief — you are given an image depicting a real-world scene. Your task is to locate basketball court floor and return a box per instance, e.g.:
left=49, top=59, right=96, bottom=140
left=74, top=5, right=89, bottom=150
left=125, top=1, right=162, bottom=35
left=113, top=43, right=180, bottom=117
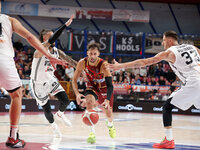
left=0, top=111, right=200, bottom=150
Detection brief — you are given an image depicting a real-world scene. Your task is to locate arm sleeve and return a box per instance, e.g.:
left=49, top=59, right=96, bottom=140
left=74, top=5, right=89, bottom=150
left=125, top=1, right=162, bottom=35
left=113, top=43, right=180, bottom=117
left=105, top=76, right=113, bottom=101
left=48, top=24, right=66, bottom=44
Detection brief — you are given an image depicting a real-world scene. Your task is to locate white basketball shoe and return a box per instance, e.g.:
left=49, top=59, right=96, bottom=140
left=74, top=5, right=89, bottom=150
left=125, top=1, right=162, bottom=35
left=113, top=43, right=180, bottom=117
left=55, top=111, right=72, bottom=127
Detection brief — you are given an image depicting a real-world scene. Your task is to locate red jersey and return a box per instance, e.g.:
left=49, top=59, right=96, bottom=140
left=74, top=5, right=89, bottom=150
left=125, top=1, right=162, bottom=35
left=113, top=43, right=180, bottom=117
left=84, top=57, right=106, bottom=89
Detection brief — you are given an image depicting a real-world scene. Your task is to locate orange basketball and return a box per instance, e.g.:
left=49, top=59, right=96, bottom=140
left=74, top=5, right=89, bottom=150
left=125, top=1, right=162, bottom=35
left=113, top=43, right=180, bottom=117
left=82, top=109, right=99, bottom=126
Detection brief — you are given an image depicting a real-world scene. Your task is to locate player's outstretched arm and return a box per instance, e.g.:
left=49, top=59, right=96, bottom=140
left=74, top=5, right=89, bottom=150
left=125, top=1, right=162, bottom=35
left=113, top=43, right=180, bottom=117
left=48, top=15, right=74, bottom=45
left=58, top=49, right=77, bottom=68
left=109, top=51, right=173, bottom=71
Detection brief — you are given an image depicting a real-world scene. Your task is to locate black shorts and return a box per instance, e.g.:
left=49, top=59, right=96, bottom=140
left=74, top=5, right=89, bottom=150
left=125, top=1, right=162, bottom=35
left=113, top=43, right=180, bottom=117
left=84, top=90, right=98, bottom=100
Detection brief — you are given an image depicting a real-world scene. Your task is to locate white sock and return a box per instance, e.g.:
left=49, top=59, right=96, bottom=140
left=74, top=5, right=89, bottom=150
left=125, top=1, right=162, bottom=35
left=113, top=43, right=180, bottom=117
left=10, top=126, right=18, bottom=140
left=57, top=110, right=64, bottom=117
left=51, top=122, right=57, bottom=129
left=107, top=120, right=113, bottom=127
left=165, top=128, right=173, bottom=141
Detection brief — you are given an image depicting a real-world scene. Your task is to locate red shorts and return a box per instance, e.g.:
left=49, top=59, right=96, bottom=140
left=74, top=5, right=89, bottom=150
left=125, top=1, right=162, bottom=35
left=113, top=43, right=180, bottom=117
left=85, top=87, right=114, bottom=107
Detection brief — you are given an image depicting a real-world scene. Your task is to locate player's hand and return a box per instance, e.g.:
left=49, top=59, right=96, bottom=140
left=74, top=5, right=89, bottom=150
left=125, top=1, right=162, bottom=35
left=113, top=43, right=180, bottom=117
left=48, top=57, right=68, bottom=70
left=108, top=59, right=123, bottom=71
left=76, top=93, right=85, bottom=105
left=65, top=15, right=74, bottom=27
left=101, top=99, right=110, bottom=109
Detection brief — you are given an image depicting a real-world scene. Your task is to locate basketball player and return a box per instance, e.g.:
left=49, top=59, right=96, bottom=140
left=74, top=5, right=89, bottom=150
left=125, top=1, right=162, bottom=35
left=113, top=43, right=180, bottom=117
left=109, top=30, right=200, bottom=149
left=72, top=42, right=116, bottom=144
left=0, top=5, right=67, bottom=149
left=30, top=16, right=77, bottom=137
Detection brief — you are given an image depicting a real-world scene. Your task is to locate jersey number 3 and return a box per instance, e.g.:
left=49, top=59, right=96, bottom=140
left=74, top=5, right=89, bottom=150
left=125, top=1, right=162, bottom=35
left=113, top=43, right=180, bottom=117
left=181, top=51, right=193, bottom=65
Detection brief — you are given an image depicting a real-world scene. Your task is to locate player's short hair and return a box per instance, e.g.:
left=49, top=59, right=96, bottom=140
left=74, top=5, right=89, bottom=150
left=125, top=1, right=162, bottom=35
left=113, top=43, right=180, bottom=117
left=163, top=30, right=178, bottom=41
left=87, top=42, right=100, bottom=52
left=39, top=29, right=52, bottom=42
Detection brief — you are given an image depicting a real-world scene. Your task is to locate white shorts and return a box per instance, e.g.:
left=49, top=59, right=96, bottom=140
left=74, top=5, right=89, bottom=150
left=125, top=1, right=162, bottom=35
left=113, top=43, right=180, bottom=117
left=30, top=78, right=64, bottom=106
left=169, top=79, right=200, bottom=110
left=0, top=54, right=21, bottom=91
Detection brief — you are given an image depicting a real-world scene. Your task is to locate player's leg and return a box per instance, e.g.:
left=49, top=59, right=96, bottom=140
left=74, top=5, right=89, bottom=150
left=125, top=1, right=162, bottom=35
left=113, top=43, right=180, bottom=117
left=54, top=91, right=72, bottom=127
left=84, top=90, right=98, bottom=144
left=153, top=97, right=175, bottom=149
left=0, top=57, right=25, bottom=148
left=103, top=103, right=116, bottom=138
left=42, top=101, right=62, bottom=137
left=6, top=87, right=25, bottom=148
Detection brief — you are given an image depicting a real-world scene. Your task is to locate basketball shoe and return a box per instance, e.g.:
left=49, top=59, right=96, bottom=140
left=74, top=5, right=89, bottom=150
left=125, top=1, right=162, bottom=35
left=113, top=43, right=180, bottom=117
left=153, top=137, right=175, bottom=149
left=51, top=122, right=62, bottom=138
left=106, top=121, right=116, bottom=138
left=87, top=132, right=96, bottom=144
left=6, top=132, right=25, bottom=148
left=55, top=111, right=72, bottom=127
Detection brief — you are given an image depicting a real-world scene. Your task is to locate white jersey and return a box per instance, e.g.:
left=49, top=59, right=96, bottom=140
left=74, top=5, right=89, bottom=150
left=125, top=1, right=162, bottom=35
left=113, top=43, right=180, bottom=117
left=168, top=44, right=200, bottom=84
left=30, top=47, right=59, bottom=82
left=0, top=14, right=15, bottom=57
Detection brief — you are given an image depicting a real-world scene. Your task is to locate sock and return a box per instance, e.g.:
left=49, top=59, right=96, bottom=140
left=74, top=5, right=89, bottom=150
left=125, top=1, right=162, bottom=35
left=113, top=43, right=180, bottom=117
left=107, top=120, right=113, bottom=127
left=50, top=122, right=57, bottom=129
left=57, top=110, right=64, bottom=116
left=165, top=128, right=173, bottom=141
left=90, top=126, right=95, bottom=133
left=10, top=125, right=18, bottom=140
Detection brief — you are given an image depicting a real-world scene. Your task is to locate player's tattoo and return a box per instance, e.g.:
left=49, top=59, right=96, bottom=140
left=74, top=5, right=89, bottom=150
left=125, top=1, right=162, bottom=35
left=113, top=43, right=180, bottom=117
left=58, top=50, right=77, bottom=68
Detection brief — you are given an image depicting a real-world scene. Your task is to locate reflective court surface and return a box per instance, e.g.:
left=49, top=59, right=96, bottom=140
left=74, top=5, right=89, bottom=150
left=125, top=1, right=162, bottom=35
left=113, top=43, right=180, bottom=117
left=0, top=111, right=200, bottom=150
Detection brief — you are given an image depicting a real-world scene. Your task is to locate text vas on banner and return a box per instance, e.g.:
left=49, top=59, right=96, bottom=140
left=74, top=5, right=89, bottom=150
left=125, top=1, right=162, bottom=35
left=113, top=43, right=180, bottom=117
left=69, top=33, right=112, bottom=53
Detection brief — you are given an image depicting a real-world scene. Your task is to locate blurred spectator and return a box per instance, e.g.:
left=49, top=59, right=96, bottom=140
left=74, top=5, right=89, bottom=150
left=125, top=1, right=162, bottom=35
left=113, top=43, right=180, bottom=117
left=134, top=74, right=141, bottom=85
left=18, top=70, right=25, bottom=79
left=155, top=63, right=165, bottom=77
left=26, top=48, right=33, bottom=62
left=65, top=64, right=75, bottom=81
left=150, top=77, right=158, bottom=85
left=23, top=84, right=32, bottom=99
left=132, top=68, right=140, bottom=77
left=141, top=76, right=148, bottom=85
left=158, top=76, right=166, bottom=86
left=139, top=66, right=147, bottom=77
left=13, top=39, right=23, bottom=51
left=23, top=65, right=31, bottom=78
left=147, top=65, right=155, bottom=77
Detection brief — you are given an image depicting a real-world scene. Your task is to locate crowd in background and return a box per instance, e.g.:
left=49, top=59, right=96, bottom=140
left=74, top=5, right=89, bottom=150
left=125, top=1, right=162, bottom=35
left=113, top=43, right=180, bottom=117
left=0, top=40, right=182, bottom=100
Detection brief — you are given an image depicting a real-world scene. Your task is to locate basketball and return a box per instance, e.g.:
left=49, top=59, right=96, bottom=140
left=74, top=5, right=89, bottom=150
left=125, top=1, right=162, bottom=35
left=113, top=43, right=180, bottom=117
left=82, top=109, right=99, bottom=126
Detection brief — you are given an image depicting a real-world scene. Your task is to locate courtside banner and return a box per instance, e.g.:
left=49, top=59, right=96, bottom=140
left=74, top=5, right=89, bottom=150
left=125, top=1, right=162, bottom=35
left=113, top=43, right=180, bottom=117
left=113, top=100, right=200, bottom=116
left=116, top=35, right=142, bottom=54
left=38, top=5, right=75, bottom=18
left=113, top=9, right=149, bottom=23
left=2, top=1, right=38, bottom=16
left=114, top=84, right=170, bottom=95
left=70, top=33, right=112, bottom=53
left=76, top=8, right=113, bottom=20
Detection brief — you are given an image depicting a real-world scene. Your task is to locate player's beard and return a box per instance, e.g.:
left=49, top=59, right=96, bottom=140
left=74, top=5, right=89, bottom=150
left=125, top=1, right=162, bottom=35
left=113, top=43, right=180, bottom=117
left=89, top=57, right=97, bottom=63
